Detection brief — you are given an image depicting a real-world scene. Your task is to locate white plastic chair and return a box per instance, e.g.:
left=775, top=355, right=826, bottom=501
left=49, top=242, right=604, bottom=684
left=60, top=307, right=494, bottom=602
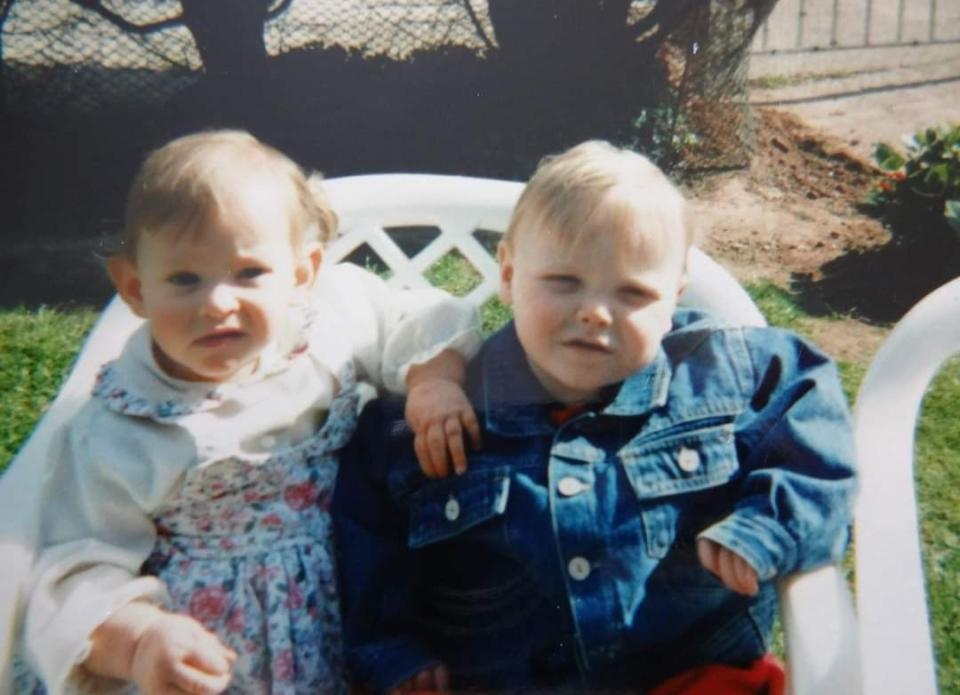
left=850, top=277, right=960, bottom=695
left=1, top=174, right=847, bottom=694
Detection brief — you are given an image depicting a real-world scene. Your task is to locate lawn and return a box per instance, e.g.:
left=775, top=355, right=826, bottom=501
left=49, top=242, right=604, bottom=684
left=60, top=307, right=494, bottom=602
left=0, top=272, right=957, bottom=691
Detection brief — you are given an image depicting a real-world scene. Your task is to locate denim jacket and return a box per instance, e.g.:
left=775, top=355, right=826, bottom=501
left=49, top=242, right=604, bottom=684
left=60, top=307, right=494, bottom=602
left=333, top=309, right=857, bottom=693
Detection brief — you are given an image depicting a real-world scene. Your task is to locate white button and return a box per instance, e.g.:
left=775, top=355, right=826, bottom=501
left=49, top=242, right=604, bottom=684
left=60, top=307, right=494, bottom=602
left=444, top=497, right=461, bottom=521
left=260, top=434, right=277, bottom=449
left=677, top=447, right=701, bottom=473
left=567, top=556, right=591, bottom=581
left=558, top=477, right=587, bottom=497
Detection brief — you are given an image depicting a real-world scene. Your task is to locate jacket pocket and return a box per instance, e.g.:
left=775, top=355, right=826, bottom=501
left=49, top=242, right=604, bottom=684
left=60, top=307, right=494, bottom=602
left=619, top=420, right=738, bottom=499
left=408, top=466, right=511, bottom=549
left=619, top=420, right=739, bottom=558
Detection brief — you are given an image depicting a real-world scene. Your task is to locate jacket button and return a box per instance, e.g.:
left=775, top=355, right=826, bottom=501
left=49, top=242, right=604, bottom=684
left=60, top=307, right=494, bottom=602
left=677, top=447, right=701, bottom=473
left=558, top=476, right=587, bottom=497
left=444, top=497, right=461, bottom=521
left=567, top=556, right=591, bottom=581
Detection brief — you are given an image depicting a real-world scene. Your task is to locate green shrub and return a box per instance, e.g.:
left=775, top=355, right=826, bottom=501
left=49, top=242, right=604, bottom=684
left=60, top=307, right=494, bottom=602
left=866, top=123, right=960, bottom=242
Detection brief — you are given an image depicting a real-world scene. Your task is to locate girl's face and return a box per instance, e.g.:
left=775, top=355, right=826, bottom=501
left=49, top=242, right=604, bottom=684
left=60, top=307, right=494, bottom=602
left=112, top=177, right=320, bottom=382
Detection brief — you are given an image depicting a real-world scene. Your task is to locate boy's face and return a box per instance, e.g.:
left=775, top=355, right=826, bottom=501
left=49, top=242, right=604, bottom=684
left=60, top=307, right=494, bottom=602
left=112, top=177, right=320, bottom=382
left=498, top=214, right=687, bottom=404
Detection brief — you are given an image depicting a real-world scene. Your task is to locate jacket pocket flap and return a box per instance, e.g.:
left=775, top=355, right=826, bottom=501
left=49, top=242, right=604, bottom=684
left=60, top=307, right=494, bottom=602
left=408, top=467, right=511, bottom=549
left=619, top=423, right=737, bottom=499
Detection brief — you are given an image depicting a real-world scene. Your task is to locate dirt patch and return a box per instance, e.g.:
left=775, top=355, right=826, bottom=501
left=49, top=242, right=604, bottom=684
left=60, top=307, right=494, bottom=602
left=686, top=107, right=960, bottom=363
left=688, top=107, right=886, bottom=286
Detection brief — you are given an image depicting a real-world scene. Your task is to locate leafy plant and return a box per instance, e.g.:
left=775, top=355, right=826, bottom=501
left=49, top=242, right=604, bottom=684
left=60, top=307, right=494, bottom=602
left=867, top=123, right=960, bottom=241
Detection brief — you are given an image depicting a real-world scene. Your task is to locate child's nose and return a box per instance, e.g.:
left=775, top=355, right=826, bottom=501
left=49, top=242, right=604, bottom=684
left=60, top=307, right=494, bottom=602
left=203, top=284, right=239, bottom=317
left=576, top=300, right=613, bottom=327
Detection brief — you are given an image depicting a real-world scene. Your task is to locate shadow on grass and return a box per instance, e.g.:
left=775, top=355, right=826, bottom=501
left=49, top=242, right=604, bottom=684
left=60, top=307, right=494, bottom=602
left=790, top=234, right=960, bottom=324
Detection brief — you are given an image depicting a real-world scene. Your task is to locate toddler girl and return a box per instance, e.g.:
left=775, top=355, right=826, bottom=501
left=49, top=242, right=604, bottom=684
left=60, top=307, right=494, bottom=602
left=15, top=130, right=481, bottom=695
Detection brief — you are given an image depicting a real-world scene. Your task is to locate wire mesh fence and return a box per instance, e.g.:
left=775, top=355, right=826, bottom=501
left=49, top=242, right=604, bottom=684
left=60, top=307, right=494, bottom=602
left=1, top=0, right=498, bottom=113
left=1, top=0, right=764, bottom=173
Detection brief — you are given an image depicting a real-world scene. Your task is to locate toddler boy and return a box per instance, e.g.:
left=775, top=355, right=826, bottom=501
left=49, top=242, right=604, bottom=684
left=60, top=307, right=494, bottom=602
left=333, top=141, right=857, bottom=693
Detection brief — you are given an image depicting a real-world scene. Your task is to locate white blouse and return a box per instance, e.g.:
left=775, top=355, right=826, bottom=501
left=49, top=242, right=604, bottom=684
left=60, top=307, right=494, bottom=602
left=14, top=262, right=481, bottom=694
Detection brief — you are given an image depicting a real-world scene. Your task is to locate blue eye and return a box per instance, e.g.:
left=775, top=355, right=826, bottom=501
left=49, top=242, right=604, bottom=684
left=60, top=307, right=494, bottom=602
left=168, top=272, right=200, bottom=287
left=237, top=266, right=267, bottom=280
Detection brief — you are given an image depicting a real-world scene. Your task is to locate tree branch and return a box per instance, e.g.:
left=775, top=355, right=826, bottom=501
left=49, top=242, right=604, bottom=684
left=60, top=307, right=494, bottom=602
left=265, top=0, right=293, bottom=22
left=67, top=0, right=183, bottom=35
left=461, top=0, right=494, bottom=52
left=630, top=0, right=704, bottom=43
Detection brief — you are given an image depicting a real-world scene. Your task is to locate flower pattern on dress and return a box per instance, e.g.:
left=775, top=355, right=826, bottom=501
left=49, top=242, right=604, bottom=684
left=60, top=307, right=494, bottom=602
left=137, top=363, right=359, bottom=695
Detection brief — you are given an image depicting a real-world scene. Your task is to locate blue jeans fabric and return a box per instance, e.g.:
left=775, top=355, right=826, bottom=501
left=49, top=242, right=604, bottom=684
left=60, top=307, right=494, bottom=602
left=333, top=309, right=857, bottom=693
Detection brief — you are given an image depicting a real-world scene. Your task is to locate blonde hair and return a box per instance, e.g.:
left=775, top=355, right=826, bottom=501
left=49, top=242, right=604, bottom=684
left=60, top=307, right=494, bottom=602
left=120, top=130, right=337, bottom=259
left=504, top=140, right=692, bottom=255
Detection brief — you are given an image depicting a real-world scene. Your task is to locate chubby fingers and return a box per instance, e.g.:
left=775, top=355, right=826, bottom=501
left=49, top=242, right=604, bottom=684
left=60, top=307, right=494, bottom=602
left=172, top=635, right=236, bottom=694
left=731, top=553, right=759, bottom=595
left=415, top=412, right=482, bottom=479
left=696, top=538, right=758, bottom=596
left=169, top=664, right=233, bottom=695
left=415, top=422, right=450, bottom=479
left=696, top=537, right=720, bottom=576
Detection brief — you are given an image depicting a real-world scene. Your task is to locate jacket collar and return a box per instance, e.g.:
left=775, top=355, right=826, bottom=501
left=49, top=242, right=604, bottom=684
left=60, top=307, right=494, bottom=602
left=478, top=322, right=672, bottom=437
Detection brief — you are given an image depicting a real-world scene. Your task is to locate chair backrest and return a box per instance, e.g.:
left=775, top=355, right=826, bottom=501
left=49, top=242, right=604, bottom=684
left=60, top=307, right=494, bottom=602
left=323, top=174, right=768, bottom=326
left=851, top=276, right=960, bottom=695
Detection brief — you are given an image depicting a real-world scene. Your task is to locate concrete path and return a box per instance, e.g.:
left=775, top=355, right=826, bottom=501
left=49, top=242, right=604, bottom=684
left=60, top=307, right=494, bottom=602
left=749, top=43, right=960, bottom=161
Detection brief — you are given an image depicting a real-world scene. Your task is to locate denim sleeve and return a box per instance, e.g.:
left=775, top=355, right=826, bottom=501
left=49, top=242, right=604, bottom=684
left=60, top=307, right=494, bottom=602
left=698, top=327, right=858, bottom=581
left=333, top=400, right=442, bottom=693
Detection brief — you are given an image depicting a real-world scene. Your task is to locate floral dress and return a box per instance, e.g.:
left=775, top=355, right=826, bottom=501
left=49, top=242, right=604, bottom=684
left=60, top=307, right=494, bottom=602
left=138, top=366, right=359, bottom=695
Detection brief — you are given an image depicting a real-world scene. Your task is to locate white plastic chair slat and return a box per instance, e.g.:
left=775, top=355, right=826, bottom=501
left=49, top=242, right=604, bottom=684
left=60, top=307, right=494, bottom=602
left=778, top=566, right=862, bottom=694
left=449, top=229, right=502, bottom=280
left=852, top=277, right=960, bottom=695
left=327, top=224, right=411, bottom=273
left=464, top=277, right=502, bottom=307
left=403, top=235, right=456, bottom=275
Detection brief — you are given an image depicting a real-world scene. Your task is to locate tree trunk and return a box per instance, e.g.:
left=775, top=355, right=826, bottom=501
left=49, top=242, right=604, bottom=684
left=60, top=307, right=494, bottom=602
left=674, top=0, right=780, bottom=169
left=179, top=0, right=269, bottom=79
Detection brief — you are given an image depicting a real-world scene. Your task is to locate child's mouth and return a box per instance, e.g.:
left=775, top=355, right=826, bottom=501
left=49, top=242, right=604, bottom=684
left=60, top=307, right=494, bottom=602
left=195, top=330, right=246, bottom=347
left=566, top=338, right=612, bottom=354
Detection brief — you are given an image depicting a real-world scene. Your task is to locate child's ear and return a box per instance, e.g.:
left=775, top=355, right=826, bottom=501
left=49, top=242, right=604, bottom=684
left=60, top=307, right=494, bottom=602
left=496, top=241, right=514, bottom=306
left=295, top=242, right=324, bottom=289
left=106, top=255, right=147, bottom=318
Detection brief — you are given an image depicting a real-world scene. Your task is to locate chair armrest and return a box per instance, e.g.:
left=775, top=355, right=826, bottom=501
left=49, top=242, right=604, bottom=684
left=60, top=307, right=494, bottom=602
left=778, top=565, right=862, bottom=695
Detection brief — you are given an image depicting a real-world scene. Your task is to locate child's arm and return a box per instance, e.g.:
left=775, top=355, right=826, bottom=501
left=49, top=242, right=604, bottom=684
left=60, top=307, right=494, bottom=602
left=23, top=405, right=197, bottom=692
left=318, top=264, right=483, bottom=476
left=696, top=327, right=858, bottom=585
left=84, top=601, right=235, bottom=695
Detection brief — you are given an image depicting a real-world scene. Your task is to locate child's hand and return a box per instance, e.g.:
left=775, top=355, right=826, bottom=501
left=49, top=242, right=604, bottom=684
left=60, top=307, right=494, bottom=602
left=406, top=377, right=481, bottom=478
left=405, top=349, right=482, bottom=478
left=696, top=538, right=759, bottom=596
left=130, top=611, right=237, bottom=695
left=387, top=663, right=450, bottom=694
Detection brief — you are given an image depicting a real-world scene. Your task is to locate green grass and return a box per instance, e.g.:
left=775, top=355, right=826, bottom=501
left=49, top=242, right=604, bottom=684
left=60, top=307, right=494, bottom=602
left=2, top=270, right=957, bottom=691
left=0, top=306, right=97, bottom=472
